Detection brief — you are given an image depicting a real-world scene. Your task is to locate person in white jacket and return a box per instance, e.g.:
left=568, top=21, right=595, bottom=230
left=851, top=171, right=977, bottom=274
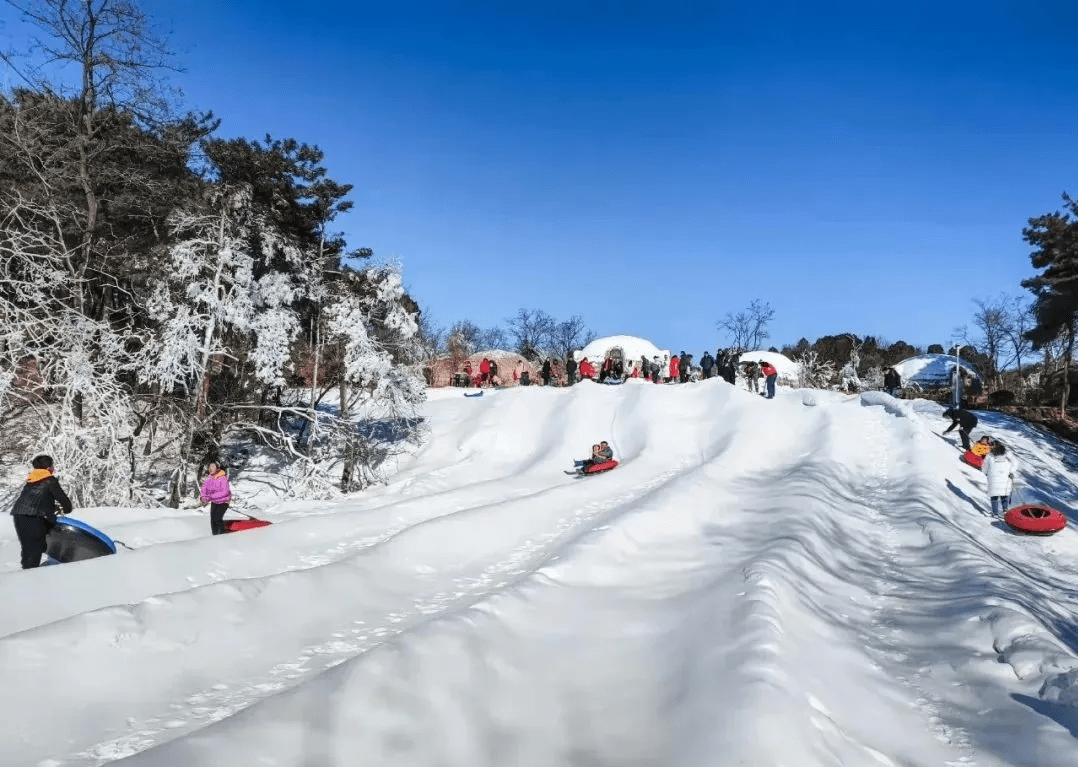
left=982, top=441, right=1016, bottom=515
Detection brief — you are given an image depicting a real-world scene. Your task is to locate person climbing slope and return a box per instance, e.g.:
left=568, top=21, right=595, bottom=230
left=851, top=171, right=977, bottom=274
left=982, top=441, right=1016, bottom=516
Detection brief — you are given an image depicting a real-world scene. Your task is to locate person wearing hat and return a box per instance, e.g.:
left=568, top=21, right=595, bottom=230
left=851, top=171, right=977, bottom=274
left=10, top=454, right=72, bottom=569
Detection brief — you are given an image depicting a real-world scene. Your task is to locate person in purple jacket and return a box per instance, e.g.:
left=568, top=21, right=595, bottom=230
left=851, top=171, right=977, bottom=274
left=200, top=461, right=232, bottom=535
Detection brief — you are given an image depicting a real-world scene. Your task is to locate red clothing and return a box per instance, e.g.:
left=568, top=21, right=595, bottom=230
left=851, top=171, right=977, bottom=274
left=579, top=360, right=596, bottom=378
left=669, top=357, right=680, bottom=379
left=761, top=363, right=777, bottom=378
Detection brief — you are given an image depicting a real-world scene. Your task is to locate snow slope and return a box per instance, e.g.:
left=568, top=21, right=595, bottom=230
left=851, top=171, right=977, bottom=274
left=3, top=380, right=1078, bottom=766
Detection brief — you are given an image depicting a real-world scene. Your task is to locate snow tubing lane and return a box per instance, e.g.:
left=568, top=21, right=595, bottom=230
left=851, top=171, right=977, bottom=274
left=582, top=459, right=619, bottom=475
left=45, top=517, right=116, bottom=563
left=1004, top=504, right=1067, bottom=536
left=224, top=519, right=272, bottom=533
left=961, top=450, right=984, bottom=469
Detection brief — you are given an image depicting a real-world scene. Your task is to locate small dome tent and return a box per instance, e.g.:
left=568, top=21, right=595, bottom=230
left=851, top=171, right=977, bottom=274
left=893, top=354, right=982, bottom=390
left=574, top=335, right=671, bottom=366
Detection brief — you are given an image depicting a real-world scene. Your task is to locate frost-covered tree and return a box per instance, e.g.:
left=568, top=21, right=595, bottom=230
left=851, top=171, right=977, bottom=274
left=322, top=265, right=424, bottom=492
left=795, top=350, right=835, bottom=389
left=143, top=184, right=307, bottom=504
left=0, top=195, right=144, bottom=504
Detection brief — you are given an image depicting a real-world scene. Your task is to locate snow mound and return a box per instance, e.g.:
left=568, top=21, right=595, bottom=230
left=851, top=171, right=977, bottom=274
left=741, top=349, right=800, bottom=382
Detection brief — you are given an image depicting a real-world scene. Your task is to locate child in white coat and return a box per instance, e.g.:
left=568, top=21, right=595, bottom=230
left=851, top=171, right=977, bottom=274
left=982, top=441, right=1016, bottom=516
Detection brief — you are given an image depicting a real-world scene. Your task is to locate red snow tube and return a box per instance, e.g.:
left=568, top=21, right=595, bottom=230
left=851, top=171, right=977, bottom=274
left=582, top=459, right=618, bottom=475
left=1004, top=505, right=1067, bottom=535
left=224, top=518, right=272, bottom=533
left=960, top=450, right=984, bottom=469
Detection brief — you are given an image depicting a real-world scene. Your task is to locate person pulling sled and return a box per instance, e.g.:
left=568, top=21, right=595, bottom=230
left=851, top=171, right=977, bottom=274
left=942, top=407, right=978, bottom=451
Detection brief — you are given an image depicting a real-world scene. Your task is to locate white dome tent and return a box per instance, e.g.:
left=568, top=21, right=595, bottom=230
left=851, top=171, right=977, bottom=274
left=574, top=335, right=671, bottom=367
left=892, top=353, right=982, bottom=390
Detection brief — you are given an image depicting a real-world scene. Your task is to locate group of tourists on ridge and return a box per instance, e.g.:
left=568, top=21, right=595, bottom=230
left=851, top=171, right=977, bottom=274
left=460, top=347, right=782, bottom=397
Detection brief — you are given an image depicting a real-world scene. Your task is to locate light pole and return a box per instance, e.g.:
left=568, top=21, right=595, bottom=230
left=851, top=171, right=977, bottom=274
left=953, top=344, right=964, bottom=408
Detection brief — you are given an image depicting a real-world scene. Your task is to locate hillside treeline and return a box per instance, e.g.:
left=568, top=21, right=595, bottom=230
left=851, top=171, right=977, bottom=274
left=0, top=0, right=424, bottom=506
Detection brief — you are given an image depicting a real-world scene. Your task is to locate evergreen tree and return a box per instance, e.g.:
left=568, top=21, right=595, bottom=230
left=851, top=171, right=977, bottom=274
left=1021, top=193, right=1078, bottom=413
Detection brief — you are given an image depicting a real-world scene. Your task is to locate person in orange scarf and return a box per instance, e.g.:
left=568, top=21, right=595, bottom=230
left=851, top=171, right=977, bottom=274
left=200, top=461, right=233, bottom=536
left=10, top=454, right=72, bottom=569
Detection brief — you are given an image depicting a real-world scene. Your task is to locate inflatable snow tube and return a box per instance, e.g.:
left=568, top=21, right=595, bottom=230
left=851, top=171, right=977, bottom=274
left=45, top=517, right=116, bottom=564
left=1004, top=504, right=1067, bottom=535
left=224, top=518, right=272, bottom=533
left=582, top=459, right=619, bottom=475
left=960, top=450, right=984, bottom=469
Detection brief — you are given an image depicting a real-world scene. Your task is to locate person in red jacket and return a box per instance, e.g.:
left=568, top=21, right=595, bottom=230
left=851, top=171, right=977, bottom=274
left=761, top=361, right=778, bottom=398
left=669, top=353, right=680, bottom=383
left=479, top=358, right=491, bottom=387
left=578, top=357, right=596, bottom=379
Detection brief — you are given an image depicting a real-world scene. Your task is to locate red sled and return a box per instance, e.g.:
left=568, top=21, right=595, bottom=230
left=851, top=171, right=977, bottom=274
left=960, top=450, right=984, bottom=469
left=224, top=518, right=272, bottom=533
left=1004, top=504, right=1067, bottom=536
left=582, top=459, right=619, bottom=475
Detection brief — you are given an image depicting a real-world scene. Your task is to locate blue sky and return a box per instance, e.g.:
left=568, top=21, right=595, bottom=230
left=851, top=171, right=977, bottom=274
left=3, top=1, right=1076, bottom=356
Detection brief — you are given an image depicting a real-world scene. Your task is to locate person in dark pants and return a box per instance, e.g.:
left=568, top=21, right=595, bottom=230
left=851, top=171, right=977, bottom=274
left=200, top=461, right=233, bottom=535
left=883, top=367, right=902, bottom=397
left=565, top=355, right=577, bottom=385
left=942, top=407, right=978, bottom=451
left=10, top=454, right=73, bottom=569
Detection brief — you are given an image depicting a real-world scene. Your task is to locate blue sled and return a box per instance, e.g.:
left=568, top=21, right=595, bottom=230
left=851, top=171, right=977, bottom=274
left=464, top=391, right=484, bottom=398
left=44, top=516, right=117, bottom=565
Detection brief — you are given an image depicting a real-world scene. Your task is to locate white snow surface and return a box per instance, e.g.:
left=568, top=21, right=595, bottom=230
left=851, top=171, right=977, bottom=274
left=575, top=334, right=670, bottom=363
left=4, top=381, right=1078, bottom=766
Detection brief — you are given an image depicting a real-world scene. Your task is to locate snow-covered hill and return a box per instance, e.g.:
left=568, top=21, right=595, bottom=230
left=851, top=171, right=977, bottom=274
left=3, top=378, right=1078, bottom=766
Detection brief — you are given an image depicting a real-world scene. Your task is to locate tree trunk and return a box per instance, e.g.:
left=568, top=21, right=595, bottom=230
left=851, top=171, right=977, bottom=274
left=339, top=345, right=353, bottom=491
left=1062, top=322, right=1075, bottom=418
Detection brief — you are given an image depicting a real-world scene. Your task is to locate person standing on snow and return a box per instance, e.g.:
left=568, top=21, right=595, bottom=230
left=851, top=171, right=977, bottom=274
left=680, top=353, right=693, bottom=383
left=669, top=353, right=681, bottom=384
left=982, top=441, right=1016, bottom=516
left=942, top=407, right=978, bottom=452
left=883, top=367, right=902, bottom=397
left=761, top=361, right=778, bottom=398
left=10, top=454, right=72, bottom=569
left=565, top=355, right=577, bottom=385
left=200, top=461, right=233, bottom=536
left=700, top=351, right=715, bottom=379
left=744, top=361, right=760, bottom=393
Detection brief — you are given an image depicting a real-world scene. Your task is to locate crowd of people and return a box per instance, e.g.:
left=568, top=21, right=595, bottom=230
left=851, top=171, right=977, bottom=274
left=456, top=348, right=782, bottom=397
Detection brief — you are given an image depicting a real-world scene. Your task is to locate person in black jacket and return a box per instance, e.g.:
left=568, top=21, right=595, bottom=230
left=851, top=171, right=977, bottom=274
left=883, top=367, right=902, bottom=397
left=942, top=407, right=978, bottom=451
left=10, top=454, right=72, bottom=569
